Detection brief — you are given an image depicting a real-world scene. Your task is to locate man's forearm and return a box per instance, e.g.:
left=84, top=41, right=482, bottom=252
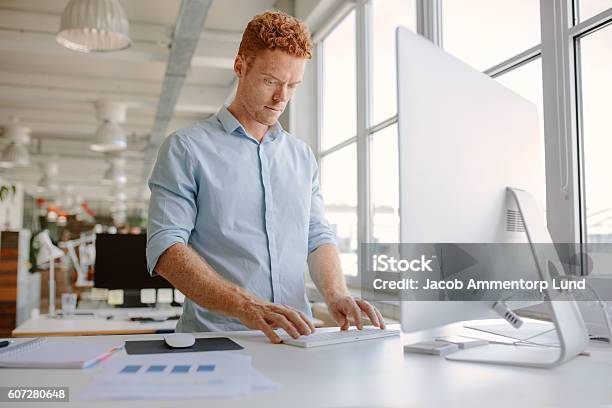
left=307, top=244, right=351, bottom=304
left=309, top=244, right=386, bottom=329
left=155, top=243, right=256, bottom=318
left=156, top=243, right=315, bottom=342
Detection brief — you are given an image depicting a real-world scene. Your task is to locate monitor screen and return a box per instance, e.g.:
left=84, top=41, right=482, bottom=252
left=93, top=233, right=172, bottom=290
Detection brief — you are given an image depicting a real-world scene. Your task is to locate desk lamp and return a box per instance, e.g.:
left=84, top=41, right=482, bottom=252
left=34, top=230, right=65, bottom=315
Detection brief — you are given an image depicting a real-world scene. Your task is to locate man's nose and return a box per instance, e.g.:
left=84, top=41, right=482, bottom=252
left=273, top=85, right=289, bottom=102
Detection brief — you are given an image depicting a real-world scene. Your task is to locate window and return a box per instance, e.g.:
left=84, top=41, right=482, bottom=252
left=577, top=23, right=612, bottom=243
left=576, top=0, right=612, bottom=23
left=442, top=0, right=540, bottom=71
left=314, top=0, right=612, bottom=281
left=321, top=144, right=358, bottom=276
left=369, top=0, right=417, bottom=245
left=318, top=10, right=359, bottom=277
left=371, top=0, right=417, bottom=125
left=320, top=10, right=356, bottom=151
left=318, top=0, right=544, bottom=279
left=371, top=123, right=399, bottom=243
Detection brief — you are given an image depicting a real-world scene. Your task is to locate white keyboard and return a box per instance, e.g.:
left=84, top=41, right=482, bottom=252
left=281, top=327, right=400, bottom=348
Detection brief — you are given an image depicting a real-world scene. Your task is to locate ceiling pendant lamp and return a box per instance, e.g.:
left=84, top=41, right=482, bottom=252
left=57, top=0, right=131, bottom=53
left=38, top=161, right=60, bottom=194
left=102, top=155, right=127, bottom=185
left=109, top=184, right=127, bottom=202
left=0, top=125, right=31, bottom=168
left=91, top=120, right=127, bottom=152
left=91, top=102, right=128, bottom=152
left=38, top=174, right=59, bottom=191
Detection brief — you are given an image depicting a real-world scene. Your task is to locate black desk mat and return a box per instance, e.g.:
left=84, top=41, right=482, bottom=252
left=125, top=337, right=244, bottom=355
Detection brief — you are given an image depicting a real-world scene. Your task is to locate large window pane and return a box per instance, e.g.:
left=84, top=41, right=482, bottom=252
left=371, top=123, right=399, bottom=243
left=579, top=24, right=612, bottom=243
left=320, top=144, right=358, bottom=276
left=321, top=11, right=356, bottom=151
left=495, top=58, right=546, bottom=210
left=577, top=0, right=612, bottom=23
left=443, top=0, right=540, bottom=71
left=372, top=0, right=417, bottom=125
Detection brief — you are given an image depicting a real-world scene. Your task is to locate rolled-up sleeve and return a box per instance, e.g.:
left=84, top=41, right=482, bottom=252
left=146, top=134, right=198, bottom=275
left=307, top=149, right=337, bottom=253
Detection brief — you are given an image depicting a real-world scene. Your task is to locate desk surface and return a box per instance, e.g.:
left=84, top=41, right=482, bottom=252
left=1, top=322, right=611, bottom=407
left=11, top=308, right=181, bottom=337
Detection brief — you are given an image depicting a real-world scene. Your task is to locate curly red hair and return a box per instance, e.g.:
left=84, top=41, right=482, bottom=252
left=238, top=11, right=313, bottom=61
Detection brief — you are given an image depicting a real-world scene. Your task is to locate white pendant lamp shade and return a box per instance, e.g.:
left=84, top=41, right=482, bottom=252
left=57, top=0, right=131, bottom=52
left=114, top=190, right=128, bottom=202
left=109, top=185, right=127, bottom=202
left=38, top=161, right=60, bottom=193
left=102, top=165, right=127, bottom=185
left=111, top=200, right=128, bottom=212
left=0, top=144, right=29, bottom=168
left=112, top=210, right=127, bottom=225
left=38, top=174, right=59, bottom=192
left=91, top=102, right=128, bottom=152
left=91, top=120, right=127, bottom=152
left=0, top=125, right=31, bottom=168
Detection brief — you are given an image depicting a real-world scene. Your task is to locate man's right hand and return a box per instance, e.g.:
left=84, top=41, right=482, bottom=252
left=237, top=300, right=315, bottom=343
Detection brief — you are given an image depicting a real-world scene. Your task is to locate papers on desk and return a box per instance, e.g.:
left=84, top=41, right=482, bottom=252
left=0, top=337, right=123, bottom=369
left=76, top=352, right=278, bottom=401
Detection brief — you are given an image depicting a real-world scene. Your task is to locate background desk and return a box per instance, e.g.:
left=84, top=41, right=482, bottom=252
left=11, top=308, right=181, bottom=337
left=11, top=307, right=326, bottom=337
left=1, top=322, right=611, bottom=407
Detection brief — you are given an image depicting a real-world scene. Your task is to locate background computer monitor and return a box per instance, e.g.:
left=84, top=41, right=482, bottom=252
left=395, top=27, right=545, bottom=332
left=94, top=233, right=173, bottom=290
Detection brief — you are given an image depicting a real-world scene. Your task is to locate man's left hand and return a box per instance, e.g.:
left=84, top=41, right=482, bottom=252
left=327, top=296, right=386, bottom=330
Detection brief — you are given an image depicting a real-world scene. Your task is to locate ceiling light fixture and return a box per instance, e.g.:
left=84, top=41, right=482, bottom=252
left=0, top=125, right=31, bottom=168
left=102, top=156, right=127, bottom=185
left=109, top=184, right=127, bottom=202
left=37, top=161, right=60, bottom=194
left=91, top=102, right=128, bottom=152
left=57, top=0, right=131, bottom=53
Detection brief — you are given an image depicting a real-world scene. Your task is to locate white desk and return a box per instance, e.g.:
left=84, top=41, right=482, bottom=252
left=1, top=322, right=611, bottom=407
left=11, top=308, right=181, bottom=337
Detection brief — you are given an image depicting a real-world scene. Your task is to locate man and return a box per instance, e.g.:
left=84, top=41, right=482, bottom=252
left=146, top=11, right=385, bottom=344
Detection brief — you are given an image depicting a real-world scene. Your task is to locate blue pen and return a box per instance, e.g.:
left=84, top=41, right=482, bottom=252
left=0, top=340, right=11, bottom=348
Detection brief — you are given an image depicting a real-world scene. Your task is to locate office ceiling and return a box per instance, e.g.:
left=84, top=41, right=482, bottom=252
left=0, top=0, right=294, bottom=215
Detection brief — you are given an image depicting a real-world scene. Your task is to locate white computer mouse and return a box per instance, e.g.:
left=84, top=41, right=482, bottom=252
left=164, top=333, right=196, bottom=348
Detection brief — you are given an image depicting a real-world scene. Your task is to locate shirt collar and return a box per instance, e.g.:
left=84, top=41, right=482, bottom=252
left=265, top=121, right=283, bottom=143
left=217, top=105, right=243, bottom=135
left=216, top=105, right=284, bottom=144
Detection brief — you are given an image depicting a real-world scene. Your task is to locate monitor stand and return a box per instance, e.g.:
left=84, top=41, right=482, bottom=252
left=446, top=187, right=588, bottom=368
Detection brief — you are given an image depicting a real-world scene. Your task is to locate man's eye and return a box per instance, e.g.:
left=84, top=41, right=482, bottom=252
left=264, top=78, right=275, bottom=85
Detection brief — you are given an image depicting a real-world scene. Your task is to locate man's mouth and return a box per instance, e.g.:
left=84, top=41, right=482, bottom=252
left=265, top=106, right=282, bottom=112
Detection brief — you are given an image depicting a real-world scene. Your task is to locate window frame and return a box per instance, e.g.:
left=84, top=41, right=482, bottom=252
left=315, top=2, right=360, bottom=286
left=313, top=0, right=612, bottom=282
left=541, top=1, right=612, bottom=274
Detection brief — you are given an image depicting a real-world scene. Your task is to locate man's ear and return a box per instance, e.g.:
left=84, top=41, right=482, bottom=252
left=234, top=55, right=247, bottom=78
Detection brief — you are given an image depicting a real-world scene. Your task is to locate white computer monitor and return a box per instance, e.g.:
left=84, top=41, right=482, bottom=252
left=397, top=26, right=544, bottom=331
left=395, top=27, right=587, bottom=367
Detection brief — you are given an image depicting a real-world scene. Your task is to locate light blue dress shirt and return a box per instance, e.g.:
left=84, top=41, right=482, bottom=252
left=146, top=106, right=336, bottom=332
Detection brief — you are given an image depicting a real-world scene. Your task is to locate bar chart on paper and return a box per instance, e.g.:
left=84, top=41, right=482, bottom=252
left=118, top=364, right=216, bottom=374
left=76, top=352, right=279, bottom=401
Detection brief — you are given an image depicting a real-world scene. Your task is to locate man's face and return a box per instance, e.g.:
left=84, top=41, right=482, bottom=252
left=235, top=49, right=306, bottom=126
